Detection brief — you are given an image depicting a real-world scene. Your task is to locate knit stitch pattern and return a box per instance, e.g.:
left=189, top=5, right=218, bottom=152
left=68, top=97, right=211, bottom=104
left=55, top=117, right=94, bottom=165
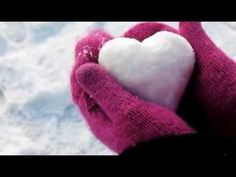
left=179, top=22, right=236, bottom=138
left=70, top=23, right=195, bottom=153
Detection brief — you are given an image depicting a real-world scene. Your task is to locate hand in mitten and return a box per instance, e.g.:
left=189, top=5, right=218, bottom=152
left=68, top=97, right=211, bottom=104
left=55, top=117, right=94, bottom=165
left=179, top=22, right=236, bottom=138
left=70, top=24, right=195, bottom=154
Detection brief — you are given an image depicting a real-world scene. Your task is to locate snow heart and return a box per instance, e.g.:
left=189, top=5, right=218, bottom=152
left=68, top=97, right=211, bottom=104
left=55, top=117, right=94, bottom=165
left=98, top=31, right=195, bottom=111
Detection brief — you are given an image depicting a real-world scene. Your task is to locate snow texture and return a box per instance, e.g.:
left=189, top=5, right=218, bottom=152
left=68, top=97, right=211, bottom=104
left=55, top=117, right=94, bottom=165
left=99, top=31, right=195, bottom=111
left=0, top=22, right=235, bottom=155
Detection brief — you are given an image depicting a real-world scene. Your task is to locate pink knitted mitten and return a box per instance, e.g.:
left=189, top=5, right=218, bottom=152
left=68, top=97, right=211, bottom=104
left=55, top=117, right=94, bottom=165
left=71, top=23, right=195, bottom=154
left=179, top=22, right=236, bottom=138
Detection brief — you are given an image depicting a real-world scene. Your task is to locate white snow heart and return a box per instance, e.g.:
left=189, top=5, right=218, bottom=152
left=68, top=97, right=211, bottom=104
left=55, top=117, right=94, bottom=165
left=98, top=31, right=195, bottom=111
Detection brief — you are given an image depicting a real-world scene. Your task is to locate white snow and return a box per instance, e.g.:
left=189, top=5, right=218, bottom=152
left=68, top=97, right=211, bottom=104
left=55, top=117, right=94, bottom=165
left=0, top=22, right=235, bottom=155
left=99, top=31, right=195, bottom=111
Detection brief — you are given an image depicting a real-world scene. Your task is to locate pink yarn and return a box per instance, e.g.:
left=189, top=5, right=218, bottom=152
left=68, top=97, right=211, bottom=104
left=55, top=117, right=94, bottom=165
left=70, top=23, right=195, bottom=154
left=179, top=22, right=236, bottom=138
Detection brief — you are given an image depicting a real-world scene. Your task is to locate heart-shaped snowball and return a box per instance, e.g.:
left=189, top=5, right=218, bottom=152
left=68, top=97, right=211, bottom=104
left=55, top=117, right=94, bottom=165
left=98, top=31, right=195, bottom=111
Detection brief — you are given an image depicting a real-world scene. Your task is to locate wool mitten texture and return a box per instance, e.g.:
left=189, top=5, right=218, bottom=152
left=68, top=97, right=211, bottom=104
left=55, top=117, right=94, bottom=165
left=71, top=23, right=195, bottom=154
left=180, top=22, right=236, bottom=138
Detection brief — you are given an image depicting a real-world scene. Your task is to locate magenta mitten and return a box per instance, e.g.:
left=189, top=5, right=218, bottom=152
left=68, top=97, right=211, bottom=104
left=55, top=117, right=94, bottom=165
left=179, top=22, right=236, bottom=138
left=71, top=23, right=195, bottom=154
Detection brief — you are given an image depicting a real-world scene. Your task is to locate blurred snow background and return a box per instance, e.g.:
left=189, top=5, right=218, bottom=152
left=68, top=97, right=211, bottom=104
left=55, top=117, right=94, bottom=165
left=0, top=22, right=235, bottom=155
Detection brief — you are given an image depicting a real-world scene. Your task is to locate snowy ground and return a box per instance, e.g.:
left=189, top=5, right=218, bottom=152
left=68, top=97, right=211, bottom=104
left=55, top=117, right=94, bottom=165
left=0, top=22, right=235, bottom=155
